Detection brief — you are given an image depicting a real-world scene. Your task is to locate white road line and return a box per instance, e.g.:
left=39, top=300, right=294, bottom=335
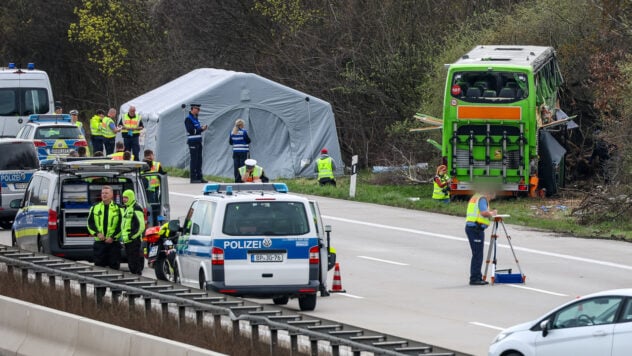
left=332, top=293, right=364, bottom=299
left=469, top=321, right=505, bottom=331
left=507, top=284, right=568, bottom=296
left=323, top=215, right=632, bottom=271
left=357, top=256, right=409, bottom=266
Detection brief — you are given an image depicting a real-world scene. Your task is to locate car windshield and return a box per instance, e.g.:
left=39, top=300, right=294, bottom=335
left=450, top=70, right=529, bottom=103
left=223, top=201, right=309, bottom=236
left=0, top=143, right=39, bottom=169
left=35, top=126, right=82, bottom=139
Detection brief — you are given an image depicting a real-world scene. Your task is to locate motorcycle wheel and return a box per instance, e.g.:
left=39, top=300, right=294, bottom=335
left=154, top=257, right=178, bottom=282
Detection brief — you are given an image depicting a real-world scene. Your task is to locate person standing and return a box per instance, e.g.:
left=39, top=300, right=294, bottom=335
left=465, top=191, right=497, bottom=285
left=432, top=164, right=451, bottom=203
left=109, top=141, right=127, bottom=160
left=184, top=104, right=208, bottom=183
left=118, top=105, right=143, bottom=161
left=143, top=149, right=166, bottom=204
left=69, top=109, right=85, bottom=136
left=102, top=108, right=120, bottom=155
left=314, top=148, right=336, bottom=186
left=120, top=189, right=145, bottom=275
left=54, top=102, right=63, bottom=114
left=87, top=186, right=122, bottom=270
left=229, top=118, right=251, bottom=182
left=90, top=109, right=105, bottom=155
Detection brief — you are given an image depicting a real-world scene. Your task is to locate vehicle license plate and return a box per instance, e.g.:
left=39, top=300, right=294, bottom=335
left=251, top=253, right=284, bottom=263
left=52, top=148, right=73, bottom=154
left=14, top=183, right=28, bottom=189
left=148, top=245, right=158, bottom=258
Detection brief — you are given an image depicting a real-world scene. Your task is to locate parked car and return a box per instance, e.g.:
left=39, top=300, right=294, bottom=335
left=15, top=114, right=88, bottom=161
left=0, top=138, right=39, bottom=229
left=11, top=159, right=169, bottom=261
left=489, top=288, right=632, bottom=356
left=174, top=183, right=336, bottom=311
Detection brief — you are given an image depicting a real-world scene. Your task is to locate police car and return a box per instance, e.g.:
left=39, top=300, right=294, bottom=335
left=15, top=114, right=88, bottom=161
left=0, top=138, right=40, bottom=229
left=174, top=183, right=336, bottom=311
left=12, top=159, right=169, bottom=261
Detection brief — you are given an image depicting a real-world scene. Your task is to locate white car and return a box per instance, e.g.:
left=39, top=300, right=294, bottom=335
left=489, top=289, right=632, bottom=356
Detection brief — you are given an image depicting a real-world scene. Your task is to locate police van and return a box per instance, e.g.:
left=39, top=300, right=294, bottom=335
left=0, top=63, right=55, bottom=137
left=175, top=183, right=336, bottom=311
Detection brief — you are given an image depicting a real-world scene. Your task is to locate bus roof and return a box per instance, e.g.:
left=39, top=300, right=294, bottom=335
left=451, top=45, right=556, bottom=71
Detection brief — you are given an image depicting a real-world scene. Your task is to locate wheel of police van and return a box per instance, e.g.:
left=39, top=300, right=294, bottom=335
left=272, top=296, right=289, bottom=305
left=37, top=237, right=45, bottom=254
left=11, top=231, right=17, bottom=247
left=199, top=270, right=208, bottom=290
left=298, top=294, right=317, bottom=311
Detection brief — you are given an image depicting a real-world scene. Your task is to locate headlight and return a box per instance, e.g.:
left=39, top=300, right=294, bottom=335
left=491, top=331, right=512, bottom=344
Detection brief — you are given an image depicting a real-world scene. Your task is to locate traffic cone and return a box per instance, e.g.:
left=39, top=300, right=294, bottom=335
left=328, top=262, right=346, bottom=293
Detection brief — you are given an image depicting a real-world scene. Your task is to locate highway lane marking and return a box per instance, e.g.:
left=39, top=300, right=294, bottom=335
left=333, top=293, right=364, bottom=299
left=469, top=321, right=505, bottom=331
left=357, top=256, right=409, bottom=266
left=507, top=284, right=568, bottom=296
left=323, top=215, right=632, bottom=272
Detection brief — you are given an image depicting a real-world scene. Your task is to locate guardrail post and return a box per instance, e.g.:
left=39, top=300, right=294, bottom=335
left=21, top=268, right=28, bottom=282
left=232, top=320, right=240, bottom=340
left=34, top=271, right=42, bottom=285
left=95, top=286, right=106, bottom=304
left=161, top=301, right=169, bottom=320
left=178, top=305, right=186, bottom=328
left=270, top=328, right=279, bottom=355
left=251, top=323, right=259, bottom=347
left=213, top=314, right=221, bottom=338
left=310, top=339, right=318, bottom=356
left=80, top=282, right=87, bottom=298
left=195, top=310, right=204, bottom=326
left=144, top=297, right=152, bottom=316
left=64, top=278, right=71, bottom=294
left=291, top=333, right=298, bottom=354
left=48, top=275, right=56, bottom=288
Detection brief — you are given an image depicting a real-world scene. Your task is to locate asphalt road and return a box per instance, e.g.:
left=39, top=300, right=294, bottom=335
left=3, top=177, right=632, bottom=356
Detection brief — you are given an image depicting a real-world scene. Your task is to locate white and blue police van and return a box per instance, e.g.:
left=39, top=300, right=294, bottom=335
left=175, top=183, right=336, bottom=311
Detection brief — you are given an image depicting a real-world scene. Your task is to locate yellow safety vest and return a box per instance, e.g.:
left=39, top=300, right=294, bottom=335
left=317, top=157, right=334, bottom=180
left=122, top=114, right=142, bottom=134
left=466, top=194, right=490, bottom=226
left=239, top=165, right=263, bottom=182
left=90, top=115, right=103, bottom=137
left=432, top=174, right=450, bottom=200
left=148, top=161, right=161, bottom=190
left=102, top=117, right=117, bottom=138
left=121, top=205, right=145, bottom=243
left=87, top=202, right=121, bottom=240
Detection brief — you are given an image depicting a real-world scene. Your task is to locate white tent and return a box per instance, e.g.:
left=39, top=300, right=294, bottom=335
left=120, top=68, right=342, bottom=180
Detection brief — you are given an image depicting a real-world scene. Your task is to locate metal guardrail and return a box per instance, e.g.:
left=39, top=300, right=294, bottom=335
left=0, top=246, right=467, bottom=356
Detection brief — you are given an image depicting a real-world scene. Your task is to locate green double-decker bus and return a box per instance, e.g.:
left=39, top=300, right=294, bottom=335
left=441, top=45, right=567, bottom=197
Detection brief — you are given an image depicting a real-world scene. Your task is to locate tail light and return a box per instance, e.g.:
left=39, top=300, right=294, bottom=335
left=74, top=140, right=88, bottom=147
left=143, top=207, right=148, bottom=226
left=211, top=247, right=224, bottom=265
left=309, top=246, right=320, bottom=264
left=48, top=209, right=58, bottom=230
left=33, top=140, right=47, bottom=147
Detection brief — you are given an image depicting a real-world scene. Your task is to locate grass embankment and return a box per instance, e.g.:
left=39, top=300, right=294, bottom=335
left=167, top=168, right=632, bottom=241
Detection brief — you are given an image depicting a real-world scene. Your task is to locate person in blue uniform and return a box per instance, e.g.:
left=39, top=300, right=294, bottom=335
left=229, top=118, right=251, bottom=182
left=184, top=104, right=208, bottom=183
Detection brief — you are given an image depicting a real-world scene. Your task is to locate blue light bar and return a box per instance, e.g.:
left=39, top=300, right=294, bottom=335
left=28, top=114, right=72, bottom=123
left=27, top=63, right=35, bottom=70
left=8, top=63, right=16, bottom=69
left=203, top=183, right=220, bottom=195
left=272, top=183, right=288, bottom=193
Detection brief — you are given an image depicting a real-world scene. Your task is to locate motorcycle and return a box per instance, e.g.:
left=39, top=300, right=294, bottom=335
left=143, top=219, right=180, bottom=282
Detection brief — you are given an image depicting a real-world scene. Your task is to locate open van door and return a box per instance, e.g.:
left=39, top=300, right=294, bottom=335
left=141, top=172, right=170, bottom=227
left=309, top=200, right=335, bottom=297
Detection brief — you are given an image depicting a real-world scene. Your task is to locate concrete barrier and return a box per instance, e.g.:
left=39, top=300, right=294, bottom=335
left=0, top=295, right=225, bottom=356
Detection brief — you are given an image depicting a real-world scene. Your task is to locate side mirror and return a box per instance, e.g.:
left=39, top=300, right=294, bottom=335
left=324, top=224, right=332, bottom=233
left=540, top=319, right=550, bottom=337
left=10, top=199, right=22, bottom=209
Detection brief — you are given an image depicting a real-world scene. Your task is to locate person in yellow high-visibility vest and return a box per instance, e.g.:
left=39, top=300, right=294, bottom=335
left=87, top=185, right=122, bottom=270
left=143, top=149, right=166, bottom=205
left=118, top=105, right=144, bottom=161
left=102, top=107, right=121, bottom=155
left=465, top=191, right=496, bottom=285
left=90, top=109, right=105, bottom=155
left=238, top=159, right=269, bottom=183
left=432, top=164, right=451, bottom=203
left=314, top=148, right=336, bottom=186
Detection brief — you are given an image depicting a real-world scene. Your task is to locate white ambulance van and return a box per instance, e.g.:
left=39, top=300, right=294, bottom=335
left=174, top=183, right=336, bottom=311
left=0, top=63, right=55, bottom=137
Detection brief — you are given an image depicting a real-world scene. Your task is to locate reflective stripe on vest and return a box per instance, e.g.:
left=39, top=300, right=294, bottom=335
left=317, top=157, right=334, bottom=180
left=230, top=130, right=249, bottom=152
left=110, top=152, right=125, bottom=160
left=432, top=175, right=450, bottom=200
left=465, top=194, right=490, bottom=226
left=122, top=114, right=142, bottom=134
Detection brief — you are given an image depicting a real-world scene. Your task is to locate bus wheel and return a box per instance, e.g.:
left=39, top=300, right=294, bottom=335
left=273, top=296, right=289, bottom=305
left=298, top=294, right=317, bottom=311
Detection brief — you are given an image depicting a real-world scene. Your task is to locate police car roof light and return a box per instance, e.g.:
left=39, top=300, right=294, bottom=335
left=272, top=183, right=288, bottom=193
left=203, top=183, right=221, bottom=195
left=27, top=63, right=35, bottom=70
left=8, top=63, right=16, bottom=69
left=28, top=114, right=72, bottom=123
left=226, top=186, right=233, bottom=195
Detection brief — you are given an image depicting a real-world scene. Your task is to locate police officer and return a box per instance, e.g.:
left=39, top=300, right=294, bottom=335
left=121, top=189, right=145, bottom=275
left=238, top=159, right=269, bottom=183
left=87, top=186, right=122, bottom=270
left=432, top=164, right=451, bottom=203
left=184, top=104, right=208, bottom=183
left=143, top=149, right=166, bottom=205
left=465, top=191, right=496, bottom=285
left=118, top=105, right=143, bottom=161
left=102, top=108, right=120, bottom=155
left=229, top=118, right=251, bottom=182
left=69, top=109, right=85, bottom=137
left=90, top=109, right=105, bottom=155
left=314, top=148, right=336, bottom=186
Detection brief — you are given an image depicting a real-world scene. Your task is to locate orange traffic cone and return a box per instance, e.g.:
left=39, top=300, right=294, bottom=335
left=328, top=262, right=346, bottom=293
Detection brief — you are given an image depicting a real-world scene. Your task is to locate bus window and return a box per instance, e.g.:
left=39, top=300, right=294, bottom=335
left=451, top=71, right=528, bottom=102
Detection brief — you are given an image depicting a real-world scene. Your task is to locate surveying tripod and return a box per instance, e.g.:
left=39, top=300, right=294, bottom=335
left=482, top=215, right=526, bottom=285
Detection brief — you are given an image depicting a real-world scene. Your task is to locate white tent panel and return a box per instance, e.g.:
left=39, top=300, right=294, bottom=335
left=120, top=68, right=341, bottom=180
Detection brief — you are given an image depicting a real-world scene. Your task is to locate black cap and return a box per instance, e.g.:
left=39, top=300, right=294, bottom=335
left=55, top=101, right=62, bottom=109
left=190, top=104, right=201, bottom=109
left=96, top=109, right=105, bottom=115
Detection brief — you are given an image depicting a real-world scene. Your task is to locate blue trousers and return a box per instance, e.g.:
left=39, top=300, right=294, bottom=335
left=465, top=225, right=485, bottom=282
left=123, top=134, right=141, bottom=161
left=189, top=141, right=203, bottom=182
left=91, top=136, right=104, bottom=156
left=233, top=151, right=248, bottom=182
